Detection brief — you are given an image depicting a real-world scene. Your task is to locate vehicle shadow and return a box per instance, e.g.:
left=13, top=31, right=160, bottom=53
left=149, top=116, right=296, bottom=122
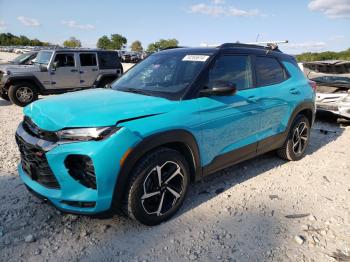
left=0, top=117, right=345, bottom=261
left=0, top=99, right=12, bottom=106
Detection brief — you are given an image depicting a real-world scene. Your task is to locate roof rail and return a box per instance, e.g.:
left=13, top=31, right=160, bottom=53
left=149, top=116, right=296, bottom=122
left=218, top=40, right=288, bottom=52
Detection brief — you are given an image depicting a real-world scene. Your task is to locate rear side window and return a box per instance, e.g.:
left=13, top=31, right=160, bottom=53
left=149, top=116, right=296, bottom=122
left=207, top=55, right=253, bottom=90
left=255, top=57, right=287, bottom=86
left=80, top=53, right=97, bottom=66
left=98, top=52, right=120, bottom=69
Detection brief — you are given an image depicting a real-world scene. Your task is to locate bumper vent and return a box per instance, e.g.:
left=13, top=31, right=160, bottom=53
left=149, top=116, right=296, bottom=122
left=22, top=116, right=58, bottom=142
left=64, top=155, right=97, bottom=189
left=16, top=134, right=60, bottom=189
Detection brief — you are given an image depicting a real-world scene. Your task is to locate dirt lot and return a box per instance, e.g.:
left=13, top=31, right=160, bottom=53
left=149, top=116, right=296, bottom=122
left=0, top=53, right=350, bottom=262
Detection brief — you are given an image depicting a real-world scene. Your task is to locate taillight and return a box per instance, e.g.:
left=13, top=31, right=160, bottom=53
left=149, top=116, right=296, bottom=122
left=308, top=80, right=317, bottom=92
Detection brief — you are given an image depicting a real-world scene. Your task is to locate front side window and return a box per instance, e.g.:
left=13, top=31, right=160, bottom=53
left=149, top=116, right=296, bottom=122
left=54, top=53, right=75, bottom=68
left=255, top=57, right=287, bottom=86
left=80, top=53, right=97, bottom=67
left=112, top=53, right=210, bottom=100
left=206, top=55, right=253, bottom=90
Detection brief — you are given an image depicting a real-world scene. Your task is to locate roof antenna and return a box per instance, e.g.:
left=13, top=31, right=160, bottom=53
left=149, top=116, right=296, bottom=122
left=255, top=33, right=260, bottom=43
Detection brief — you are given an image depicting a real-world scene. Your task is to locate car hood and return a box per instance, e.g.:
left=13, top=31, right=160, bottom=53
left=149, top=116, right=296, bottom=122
left=24, top=89, right=178, bottom=131
left=1, top=64, right=40, bottom=73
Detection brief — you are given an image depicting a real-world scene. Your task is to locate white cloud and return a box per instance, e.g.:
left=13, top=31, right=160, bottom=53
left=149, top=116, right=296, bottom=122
left=189, top=3, right=262, bottom=17
left=308, top=0, right=350, bottom=18
left=211, top=0, right=225, bottom=4
left=0, top=20, right=7, bottom=31
left=17, top=16, right=40, bottom=27
left=61, top=20, right=95, bottom=30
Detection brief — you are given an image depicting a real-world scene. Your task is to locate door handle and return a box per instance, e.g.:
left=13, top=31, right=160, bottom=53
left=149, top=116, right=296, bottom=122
left=71, top=69, right=78, bottom=72
left=247, top=96, right=258, bottom=103
left=92, top=68, right=98, bottom=72
left=289, top=88, right=300, bottom=95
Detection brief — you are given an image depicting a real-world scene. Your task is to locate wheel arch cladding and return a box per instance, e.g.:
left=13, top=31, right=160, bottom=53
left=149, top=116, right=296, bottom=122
left=7, top=76, right=43, bottom=92
left=288, top=101, right=315, bottom=129
left=111, top=129, right=202, bottom=211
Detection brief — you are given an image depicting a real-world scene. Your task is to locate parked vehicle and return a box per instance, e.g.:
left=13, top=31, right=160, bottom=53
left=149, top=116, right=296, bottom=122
left=0, top=49, right=123, bottom=106
left=15, top=43, right=315, bottom=225
left=303, top=60, right=350, bottom=119
left=3, top=51, right=38, bottom=66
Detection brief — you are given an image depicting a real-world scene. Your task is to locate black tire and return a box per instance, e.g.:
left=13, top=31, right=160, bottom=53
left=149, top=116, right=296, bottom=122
left=277, top=114, right=311, bottom=161
left=8, top=82, right=38, bottom=107
left=124, top=147, right=190, bottom=226
left=0, top=92, right=9, bottom=101
left=98, top=77, right=114, bottom=88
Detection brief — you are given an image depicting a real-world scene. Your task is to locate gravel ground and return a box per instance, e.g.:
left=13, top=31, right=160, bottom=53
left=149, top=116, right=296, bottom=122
left=0, top=53, right=350, bottom=262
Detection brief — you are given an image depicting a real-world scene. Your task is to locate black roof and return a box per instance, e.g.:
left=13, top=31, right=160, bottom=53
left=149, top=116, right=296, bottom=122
left=40, top=48, right=118, bottom=53
left=156, top=43, right=293, bottom=60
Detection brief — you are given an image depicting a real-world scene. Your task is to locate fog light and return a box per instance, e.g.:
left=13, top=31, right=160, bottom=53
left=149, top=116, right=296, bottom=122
left=64, top=155, right=96, bottom=189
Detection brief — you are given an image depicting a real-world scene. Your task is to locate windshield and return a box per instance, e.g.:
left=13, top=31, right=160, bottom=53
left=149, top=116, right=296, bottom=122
left=10, top=53, right=33, bottom=64
left=34, top=51, right=53, bottom=65
left=112, top=52, right=210, bottom=100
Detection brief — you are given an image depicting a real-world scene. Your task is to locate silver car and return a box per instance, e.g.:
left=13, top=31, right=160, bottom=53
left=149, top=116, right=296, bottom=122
left=0, top=49, right=123, bottom=106
left=302, top=60, right=350, bottom=119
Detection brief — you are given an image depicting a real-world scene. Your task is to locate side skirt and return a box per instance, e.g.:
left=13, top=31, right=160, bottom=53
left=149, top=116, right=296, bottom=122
left=202, top=132, right=287, bottom=177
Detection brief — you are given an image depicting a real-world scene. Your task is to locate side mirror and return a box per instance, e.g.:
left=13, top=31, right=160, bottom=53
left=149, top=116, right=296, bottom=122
left=200, top=82, right=237, bottom=96
left=51, top=61, right=58, bottom=71
left=39, top=64, right=48, bottom=72
left=104, top=83, right=112, bottom=89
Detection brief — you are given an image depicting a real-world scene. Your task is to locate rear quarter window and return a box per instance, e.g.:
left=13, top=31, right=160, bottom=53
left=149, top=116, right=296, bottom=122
left=255, top=56, right=288, bottom=86
left=98, top=52, right=121, bottom=69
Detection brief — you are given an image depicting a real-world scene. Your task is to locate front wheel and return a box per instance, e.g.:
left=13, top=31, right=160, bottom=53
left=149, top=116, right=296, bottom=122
left=124, top=148, right=190, bottom=226
left=8, top=83, right=38, bottom=107
left=277, top=114, right=311, bottom=161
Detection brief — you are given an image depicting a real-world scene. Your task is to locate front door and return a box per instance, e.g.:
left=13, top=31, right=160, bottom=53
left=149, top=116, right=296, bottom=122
left=197, top=54, right=264, bottom=170
left=50, top=52, right=81, bottom=89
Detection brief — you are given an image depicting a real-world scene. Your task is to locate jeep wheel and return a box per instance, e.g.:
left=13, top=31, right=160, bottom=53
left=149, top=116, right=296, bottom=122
left=0, top=92, right=9, bottom=101
left=124, top=148, right=190, bottom=226
left=8, top=83, right=38, bottom=107
left=277, top=114, right=311, bottom=161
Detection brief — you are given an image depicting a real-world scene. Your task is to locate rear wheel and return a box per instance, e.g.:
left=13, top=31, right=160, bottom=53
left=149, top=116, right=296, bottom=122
left=124, top=148, right=190, bottom=226
left=8, top=83, right=38, bottom=107
left=277, top=115, right=311, bottom=161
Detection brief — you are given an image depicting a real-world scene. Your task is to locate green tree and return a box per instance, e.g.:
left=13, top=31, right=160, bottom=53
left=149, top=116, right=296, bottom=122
left=0, top=33, right=50, bottom=46
left=97, top=35, right=112, bottom=49
left=110, top=34, right=127, bottom=50
left=63, top=37, right=82, bottom=48
left=131, top=40, right=143, bottom=52
left=147, top=38, right=179, bottom=52
left=296, top=48, right=350, bottom=62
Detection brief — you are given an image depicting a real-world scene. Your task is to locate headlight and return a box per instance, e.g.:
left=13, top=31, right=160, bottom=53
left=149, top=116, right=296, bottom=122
left=56, top=126, right=121, bottom=141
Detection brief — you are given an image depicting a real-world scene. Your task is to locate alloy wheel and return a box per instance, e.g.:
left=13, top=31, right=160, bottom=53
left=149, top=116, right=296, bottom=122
left=292, top=121, right=309, bottom=155
left=16, top=87, right=33, bottom=103
left=141, top=161, right=184, bottom=216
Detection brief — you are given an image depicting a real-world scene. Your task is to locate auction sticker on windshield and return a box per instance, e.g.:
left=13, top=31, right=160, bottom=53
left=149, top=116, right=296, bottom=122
left=182, top=55, right=209, bottom=62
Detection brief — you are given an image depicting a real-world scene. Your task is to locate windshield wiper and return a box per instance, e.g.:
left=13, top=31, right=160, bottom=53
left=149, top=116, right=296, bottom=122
left=121, top=87, right=150, bottom=96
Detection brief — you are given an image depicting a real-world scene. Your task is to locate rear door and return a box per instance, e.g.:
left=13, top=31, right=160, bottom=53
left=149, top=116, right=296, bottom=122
left=78, top=52, right=99, bottom=87
left=51, top=52, right=81, bottom=89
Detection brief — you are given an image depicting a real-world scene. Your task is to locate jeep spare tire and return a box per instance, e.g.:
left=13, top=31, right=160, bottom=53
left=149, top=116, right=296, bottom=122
left=8, top=82, right=38, bottom=107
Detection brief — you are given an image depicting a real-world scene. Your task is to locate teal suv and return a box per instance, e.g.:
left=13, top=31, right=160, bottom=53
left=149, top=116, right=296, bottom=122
left=15, top=44, right=316, bottom=225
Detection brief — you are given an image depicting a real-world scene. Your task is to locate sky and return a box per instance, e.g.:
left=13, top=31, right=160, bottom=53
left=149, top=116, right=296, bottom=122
left=0, top=0, right=349, bottom=54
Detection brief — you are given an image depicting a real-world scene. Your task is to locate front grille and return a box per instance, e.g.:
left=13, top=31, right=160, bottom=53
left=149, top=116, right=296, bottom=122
left=64, top=155, right=97, bottom=189
left=22, top=116, right=58, bottom=142
left=16, top=134, right=60, bottom=189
